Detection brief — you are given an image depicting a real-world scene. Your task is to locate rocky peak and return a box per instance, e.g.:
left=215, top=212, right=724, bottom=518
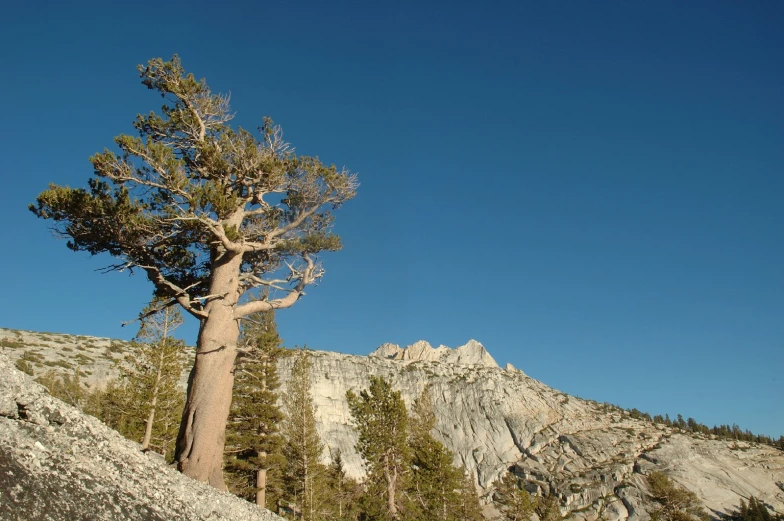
left=369, top=339, right=499, bottom=368
left=371, top=342, right=405, bottom=359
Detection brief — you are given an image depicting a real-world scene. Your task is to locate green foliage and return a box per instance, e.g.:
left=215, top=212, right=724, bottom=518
left=30, top=54, right=357, bottom=319
left=454, top=471, right=484, bottom=521
left=15, top=358, right=35, bottom=376
left=535, top=494, right=563, bottom=521
left=408, top=387, right=478, bottom=521
left=647, top=471, right=707, bottom=521
left=224, top=309, right=286, bottom=508
left=36, top=368, right=86, bottom=410
left=494, top=470, right=537, bottom=521
left=603, top=402, right=780, bottom=449
left=345, top=380, right=482, bottom=521
left=280, top=349, right=329, bottom=520
left=347, top=377, right=410, bottom=521
left=93, top=301, right=187, bottom=461
left=105, top=341, right=126, bottom=355
left=0, top=337, right=25, bottom=349
left=323, top=450, right=361, bottom=521
left=730, top=496, right=784, bottom=521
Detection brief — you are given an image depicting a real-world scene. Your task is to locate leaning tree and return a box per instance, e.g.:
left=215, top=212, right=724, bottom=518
left=30, top=55, right=357, bottom=489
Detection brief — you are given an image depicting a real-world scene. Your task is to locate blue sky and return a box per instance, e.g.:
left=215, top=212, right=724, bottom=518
left=1, top=1, right=782, bottom=438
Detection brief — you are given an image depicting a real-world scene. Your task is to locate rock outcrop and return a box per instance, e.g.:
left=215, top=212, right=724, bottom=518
left=0, top=350, right=282, bottom=521
left=370, top=339, right=499, bottom=368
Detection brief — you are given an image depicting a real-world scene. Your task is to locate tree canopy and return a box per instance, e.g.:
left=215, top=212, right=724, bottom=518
left=31, top=54, right=357, bottom=320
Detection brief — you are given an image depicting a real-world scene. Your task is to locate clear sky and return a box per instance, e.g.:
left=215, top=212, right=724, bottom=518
left=1, top=1, right=782, bottom=438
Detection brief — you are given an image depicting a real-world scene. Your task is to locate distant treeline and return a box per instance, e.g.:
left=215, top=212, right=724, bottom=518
left=599, top=402, right=784, bottom=450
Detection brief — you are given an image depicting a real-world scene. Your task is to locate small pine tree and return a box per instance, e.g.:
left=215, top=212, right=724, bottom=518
left=494, top=470, right=537, bottom=521
left=647, top=471, right=707, bottom=521
left=224, top=308, right=286, bottom=508
left=36, top=367, right=86, bottom=410
left=97, top=300, right=187, bottom=460
left=536, top=494, right=563, bottom=521
left=455, top=471, right=484, bottom=521
left=346, top=377, right=410, bottom=521
left=408, top=387, right=473, bottom=521
left=281, top=349, right=329, bottom=520
left=730, top=496, right=783, bottom=521
left=324, top=449, right=361, bottom=521
left=132, top=301, right=187, bottom=454
left=93, top=378, right=140, bottom=433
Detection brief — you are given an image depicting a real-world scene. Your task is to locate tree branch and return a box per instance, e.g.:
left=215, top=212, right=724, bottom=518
left=233, top=255, right=320, bottom=318
left=137, top=265, right=208, bottom=320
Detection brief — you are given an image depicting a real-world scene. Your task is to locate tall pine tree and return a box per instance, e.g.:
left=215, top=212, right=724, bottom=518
left=346, top=377, right=410, bottom=521
left=281, top=349, right=329, bottom=520
left=224, top=308, right=286, bottom=508
left=408, top=386, right=479, bottom=521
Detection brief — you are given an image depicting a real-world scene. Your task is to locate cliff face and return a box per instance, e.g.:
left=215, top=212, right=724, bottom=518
left=3, top=328, right=783, bottom=521
left=0, top=350, right=282, bottom=521
left=277, top=341, right=784, bottom=521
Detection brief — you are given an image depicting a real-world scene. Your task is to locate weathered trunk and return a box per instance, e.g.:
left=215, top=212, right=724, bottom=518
left=141, top=349, right=164, bottom=451
left=141, top=396, right=157, bottom=450
left=256, top=461, right=267, bottom=506
left=384, top=455, right=398, bottom=519
left=303, top=396, right=310, bottom=521
left=175, top=249, right=242, bottom=489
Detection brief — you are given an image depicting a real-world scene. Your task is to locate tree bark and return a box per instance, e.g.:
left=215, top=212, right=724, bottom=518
left=141, top=396, right=157, bottom=450
left=384, top=454, right=398, bottom=519
left=141, top=348, right=164, bottom=451
left=256, top=467, right=267, bottom=507
left=175, top=249, right=242, bottom=489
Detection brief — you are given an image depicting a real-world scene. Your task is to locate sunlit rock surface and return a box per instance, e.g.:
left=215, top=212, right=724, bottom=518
left=0, top=349, right=281, bottom=521
left=3, top=328, right=783, bottom=520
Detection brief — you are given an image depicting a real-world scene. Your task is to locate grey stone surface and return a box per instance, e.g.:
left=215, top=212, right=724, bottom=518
left=282, top=347, right=784, bottom=520
left=0, top=350, right=282, bottom=521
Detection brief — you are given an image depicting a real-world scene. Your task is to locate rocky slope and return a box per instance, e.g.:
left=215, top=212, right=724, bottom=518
left=2, top=328, right=783, bottom=520
left=282, top=342, right=784, bottom=520
left=0, top=348, right=282, bottom=520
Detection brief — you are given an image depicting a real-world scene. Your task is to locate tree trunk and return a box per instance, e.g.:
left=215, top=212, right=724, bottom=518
left=256, top=467, right=267, bottom=507
left=141, top=348, right=164, bottom=451
left=303, top=394, right=310, bottom=521
left=256, top=450, right=268, bottom=507
left=175, top=249, right=242, bottom=489
left=384, top=455, right=398, bottom=519
left=141, top=397, right=157, bottom=450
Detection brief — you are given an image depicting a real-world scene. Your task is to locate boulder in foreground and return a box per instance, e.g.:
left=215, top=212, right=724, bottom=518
left=0, top=351, right=282, bottom=521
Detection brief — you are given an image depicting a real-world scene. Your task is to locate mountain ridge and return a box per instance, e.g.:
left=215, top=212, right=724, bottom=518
left=2, top=327, right=783, bottom=521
